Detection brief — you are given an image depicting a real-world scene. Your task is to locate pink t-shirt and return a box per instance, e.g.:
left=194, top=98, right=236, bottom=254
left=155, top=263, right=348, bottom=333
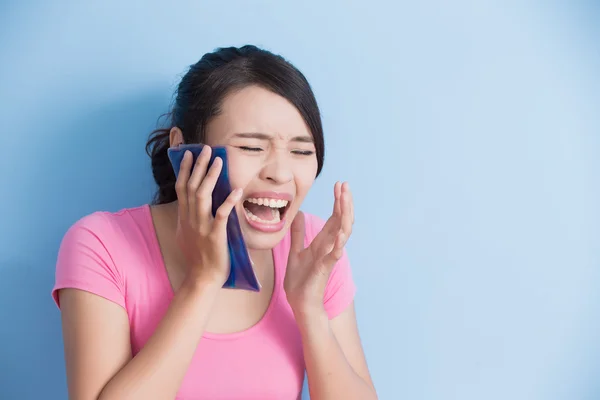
left=51, top=204, right=355, bottom=400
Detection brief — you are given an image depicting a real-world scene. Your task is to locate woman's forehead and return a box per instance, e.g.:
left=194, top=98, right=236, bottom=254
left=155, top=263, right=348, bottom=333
left=206, top=85, right=311, bottom=143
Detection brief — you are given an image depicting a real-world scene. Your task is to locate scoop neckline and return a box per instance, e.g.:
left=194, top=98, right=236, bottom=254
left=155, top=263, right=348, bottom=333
left=141, top=204, right=283, bottom=341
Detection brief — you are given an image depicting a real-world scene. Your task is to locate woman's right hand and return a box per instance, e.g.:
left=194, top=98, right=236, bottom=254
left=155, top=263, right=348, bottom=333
left=174, top=146, right=243, bottom=288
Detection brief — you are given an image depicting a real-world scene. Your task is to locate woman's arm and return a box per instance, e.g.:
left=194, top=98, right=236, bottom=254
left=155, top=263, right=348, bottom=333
left=285, top=182, right=376, bottom=399
left=59, top=148, right=242, bottom=399
left=295, top=303, right=377, bottom=400
left=59, top=278, right=220, bottom=400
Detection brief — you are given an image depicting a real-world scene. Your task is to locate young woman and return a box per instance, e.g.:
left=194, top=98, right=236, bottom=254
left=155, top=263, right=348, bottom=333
left=52, top=45, right=377, bottom=400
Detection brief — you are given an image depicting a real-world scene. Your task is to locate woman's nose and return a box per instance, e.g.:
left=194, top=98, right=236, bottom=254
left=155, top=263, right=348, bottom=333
left=259, top=150, right=293, bottom=184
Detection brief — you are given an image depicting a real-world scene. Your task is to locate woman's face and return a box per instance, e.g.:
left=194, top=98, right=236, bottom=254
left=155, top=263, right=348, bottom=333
left=204, top=85, right=319, bottom=250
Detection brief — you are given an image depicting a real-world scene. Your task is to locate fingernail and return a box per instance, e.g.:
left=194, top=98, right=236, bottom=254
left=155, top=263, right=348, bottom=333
left=181, top=150, right=192, bottom=165
left=233, top=188, right=243, bottom=199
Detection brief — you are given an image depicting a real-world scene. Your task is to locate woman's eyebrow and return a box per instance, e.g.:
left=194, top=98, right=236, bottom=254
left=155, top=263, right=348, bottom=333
left=291, top=135, right=314, bottom=143
left=232, top=132, right=271, bottom=140
left=232, top=132, right=313, bottom=143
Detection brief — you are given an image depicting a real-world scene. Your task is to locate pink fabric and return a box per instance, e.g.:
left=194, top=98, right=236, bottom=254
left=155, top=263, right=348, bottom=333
left=51, top=205, right=355, bottom=400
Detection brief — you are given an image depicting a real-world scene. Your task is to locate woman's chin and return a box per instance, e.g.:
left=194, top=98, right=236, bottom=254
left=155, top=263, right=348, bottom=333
left=242, top=229, right=287, bottom=251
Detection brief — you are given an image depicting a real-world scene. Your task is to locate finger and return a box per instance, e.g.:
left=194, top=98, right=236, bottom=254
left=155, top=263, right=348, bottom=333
left=348, top=184, right=355, bottom=224
left=321, top=231, right=346, bottom=270
left=175, top=150, right=193, bottom=219
left=311, top=215, right=341, bottom=259
left=310, top=185, right=342, bottom=253
left=290, top=211, right=306, bottom=254
left=196, top=156, right=223, bottom=219
left=187, top=146, right=211, bottom=223
left=310, top=212, right=341, bottom=256
left=333, top=181, right=342, bottom=216
left=341, top=183, right=353, bottom=237
left=212, top=188, right=243, bottom=236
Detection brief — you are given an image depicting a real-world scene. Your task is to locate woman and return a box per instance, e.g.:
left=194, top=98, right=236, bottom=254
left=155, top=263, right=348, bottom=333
left=52, top=45, right=377, bottom=400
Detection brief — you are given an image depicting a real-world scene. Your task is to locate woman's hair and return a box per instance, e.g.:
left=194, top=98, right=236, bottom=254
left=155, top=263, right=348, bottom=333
left=145, top=45, right=325, bottom=205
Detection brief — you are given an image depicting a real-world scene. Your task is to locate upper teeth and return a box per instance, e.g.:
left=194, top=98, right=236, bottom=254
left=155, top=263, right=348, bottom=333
left=246, top=198, right=289, bottom=208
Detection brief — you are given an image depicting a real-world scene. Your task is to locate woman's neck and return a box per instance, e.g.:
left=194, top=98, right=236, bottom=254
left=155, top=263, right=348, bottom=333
left=247, top=248, right=274, bottom=279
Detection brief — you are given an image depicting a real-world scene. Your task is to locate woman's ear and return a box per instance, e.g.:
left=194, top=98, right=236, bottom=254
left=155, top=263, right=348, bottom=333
left=169, top=127, right=184, bottom=148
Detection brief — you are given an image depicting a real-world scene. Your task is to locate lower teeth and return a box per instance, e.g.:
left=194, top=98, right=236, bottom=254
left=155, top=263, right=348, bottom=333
left=244, top=208, right=281, bottom=224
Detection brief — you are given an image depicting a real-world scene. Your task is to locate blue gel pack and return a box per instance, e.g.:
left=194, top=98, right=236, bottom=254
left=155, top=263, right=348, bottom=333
left=167, top=143, right=260, bottom=292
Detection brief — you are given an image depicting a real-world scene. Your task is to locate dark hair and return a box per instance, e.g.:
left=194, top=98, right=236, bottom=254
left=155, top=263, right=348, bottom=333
left=145, top=45, right=325, bottom=205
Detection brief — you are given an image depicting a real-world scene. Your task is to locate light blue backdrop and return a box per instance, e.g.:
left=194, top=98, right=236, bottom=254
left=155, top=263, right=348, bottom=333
left=0, top=1, right=598, bottom=399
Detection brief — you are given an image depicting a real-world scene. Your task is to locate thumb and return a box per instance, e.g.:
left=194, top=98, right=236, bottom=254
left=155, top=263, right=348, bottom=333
left=290, top=211, right=306, bottom=254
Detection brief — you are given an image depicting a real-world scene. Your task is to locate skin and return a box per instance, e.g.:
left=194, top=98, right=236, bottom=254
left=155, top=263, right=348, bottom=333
left=58, top=85, right=377, bottom=399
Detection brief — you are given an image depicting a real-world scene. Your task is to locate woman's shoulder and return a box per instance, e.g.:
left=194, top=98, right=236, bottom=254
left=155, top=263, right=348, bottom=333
left=64, top=204, right=152, bottom=239
left=58, top=204, right=156, bottom=266
left=52, top=205, right=151, bottom=307
left=52, top=204, right=157, bottom=308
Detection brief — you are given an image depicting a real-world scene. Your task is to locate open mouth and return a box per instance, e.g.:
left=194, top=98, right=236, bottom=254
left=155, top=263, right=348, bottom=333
left=242, top=197, right=291, bottom=225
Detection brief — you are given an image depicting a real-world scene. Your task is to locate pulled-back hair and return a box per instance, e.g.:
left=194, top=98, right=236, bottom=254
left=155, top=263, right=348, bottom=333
left=145, top=45, right=325, bottom=204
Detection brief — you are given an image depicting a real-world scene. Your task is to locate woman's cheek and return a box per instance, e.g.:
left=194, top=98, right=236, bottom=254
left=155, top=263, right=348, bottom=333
left=296, top=159, right=318, bottom=188
left=226, top=151, right=258, bottom=189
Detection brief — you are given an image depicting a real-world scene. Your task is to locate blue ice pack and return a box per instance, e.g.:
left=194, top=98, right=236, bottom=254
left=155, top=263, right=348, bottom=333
left=167, top=143, right=260, bottom=292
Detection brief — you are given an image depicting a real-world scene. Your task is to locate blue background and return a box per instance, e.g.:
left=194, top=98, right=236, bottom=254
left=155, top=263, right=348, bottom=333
left=0, top=1, right=598, bottom=399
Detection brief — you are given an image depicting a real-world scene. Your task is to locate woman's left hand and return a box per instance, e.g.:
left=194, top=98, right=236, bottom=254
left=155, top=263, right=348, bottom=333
left=284, top=181, right=354, bottom=317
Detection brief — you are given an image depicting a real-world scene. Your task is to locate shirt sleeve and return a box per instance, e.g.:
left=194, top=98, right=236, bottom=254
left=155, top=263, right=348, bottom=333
left=305, top=213, right=357, bottom=319
left=51, top=212, right=126, bottom=310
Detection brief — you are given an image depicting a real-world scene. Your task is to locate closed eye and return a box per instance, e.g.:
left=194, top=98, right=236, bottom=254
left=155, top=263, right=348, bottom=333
left=238, top=146, right=263, bottom=152
left=292, top=150, right=314, bottom=156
